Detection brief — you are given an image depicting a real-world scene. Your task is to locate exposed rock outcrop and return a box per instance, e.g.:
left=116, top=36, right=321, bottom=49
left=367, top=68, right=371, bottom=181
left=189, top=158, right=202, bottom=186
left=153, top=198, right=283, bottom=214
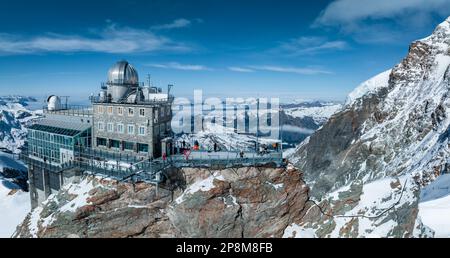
left=14, top=165, right=309, bottom=238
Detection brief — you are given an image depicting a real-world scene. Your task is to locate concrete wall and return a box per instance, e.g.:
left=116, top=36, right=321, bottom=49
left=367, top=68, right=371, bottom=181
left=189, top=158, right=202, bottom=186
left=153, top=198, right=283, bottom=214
left=28, top=164, right=83, bottom=209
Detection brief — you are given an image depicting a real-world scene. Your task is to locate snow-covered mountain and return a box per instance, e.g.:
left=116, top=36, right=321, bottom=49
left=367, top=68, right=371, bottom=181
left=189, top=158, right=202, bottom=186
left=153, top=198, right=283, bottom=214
left=288, top=17, right=450, bottom=237
left=175, top=101, right=341, bottom=154
left=283, top=101, right=342, bottom=125
left=0, top=96, right=41, bottom=153
left=175, top=123, right=277, bottom=152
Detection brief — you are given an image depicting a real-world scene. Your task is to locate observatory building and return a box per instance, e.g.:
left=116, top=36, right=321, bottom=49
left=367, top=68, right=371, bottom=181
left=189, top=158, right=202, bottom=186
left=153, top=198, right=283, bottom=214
left=24, top=60, right=174, bottom=207
left=91, top=60, right=173, bottom=158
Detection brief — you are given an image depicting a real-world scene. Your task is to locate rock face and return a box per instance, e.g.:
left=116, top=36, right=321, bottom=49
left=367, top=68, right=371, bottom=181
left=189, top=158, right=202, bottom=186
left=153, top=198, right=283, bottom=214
left=288, top=17, right=450, bottom=237
left=13, top=165, right=309, bottom=238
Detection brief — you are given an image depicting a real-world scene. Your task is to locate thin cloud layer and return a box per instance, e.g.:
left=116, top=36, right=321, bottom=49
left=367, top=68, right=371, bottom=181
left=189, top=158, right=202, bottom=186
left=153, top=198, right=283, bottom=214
left=0, top=23, right=192, bottom=55
left=228, top=67, right=255, bottom=73
left=151, top=18, right=193, bottom=30
left=228, top=65, right=332, bottom=75
left=275, top=36, right=348, bottom=56
left=249, top=65, right=332, bottom=75
left=147, top=62, right=211, bottom=71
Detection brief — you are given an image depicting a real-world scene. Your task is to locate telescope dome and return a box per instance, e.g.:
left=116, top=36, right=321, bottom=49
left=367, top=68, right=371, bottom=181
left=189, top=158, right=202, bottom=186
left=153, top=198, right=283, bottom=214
left=47, top=95, right=61, bottom=111
left=107, top=60, right=139, bottom=86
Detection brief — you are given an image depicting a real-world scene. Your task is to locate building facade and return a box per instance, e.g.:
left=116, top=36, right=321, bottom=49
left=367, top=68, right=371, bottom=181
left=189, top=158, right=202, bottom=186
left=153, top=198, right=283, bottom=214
left=92, top=102, right=172, bottom=158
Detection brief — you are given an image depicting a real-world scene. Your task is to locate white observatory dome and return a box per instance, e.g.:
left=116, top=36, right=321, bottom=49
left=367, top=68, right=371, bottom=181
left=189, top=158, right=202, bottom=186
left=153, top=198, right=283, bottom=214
left=47, top=95, right=61, bottom=111
left=107, top=60, right=139, bottom=85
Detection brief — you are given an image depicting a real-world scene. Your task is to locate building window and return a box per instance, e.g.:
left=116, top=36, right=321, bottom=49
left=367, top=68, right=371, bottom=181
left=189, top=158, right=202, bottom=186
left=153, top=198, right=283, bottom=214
left=107, top=123, right=114, bottom=132
left=128, top=107, right=134, bottom=116
left=97, top=137, right=107, bottom=147
left=117, top=123, right=124, bottom=134
left=107, top=106, right=113, bottom=115
left=97, top=106, right=104, bottom=114
left=139, top=126, right=146, bottom=136
left=138, top=143, right=149, bottom=153
left=111, top=140, right=120, bottom=149
left=124, top=141, right=134, bottom=151
left=127, top=124, right=135, bottom=135
left=117, top=107, right=123, bottom=116
left=98, top=122, right=104, bottom=131
left=139, top=108, right=145, bottom=117
left=154, top=108, right=159, bottom=122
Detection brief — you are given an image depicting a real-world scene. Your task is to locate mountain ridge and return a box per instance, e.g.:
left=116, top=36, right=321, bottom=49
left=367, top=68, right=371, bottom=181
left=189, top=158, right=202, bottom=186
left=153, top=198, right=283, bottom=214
left=288, top=16, right=450, bottom=237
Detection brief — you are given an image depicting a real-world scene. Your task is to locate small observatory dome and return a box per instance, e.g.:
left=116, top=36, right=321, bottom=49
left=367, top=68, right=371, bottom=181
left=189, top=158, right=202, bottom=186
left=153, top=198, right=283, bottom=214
left=107, top=60, right=139, bottom=102
left=47, top=95, right=61, bottom=111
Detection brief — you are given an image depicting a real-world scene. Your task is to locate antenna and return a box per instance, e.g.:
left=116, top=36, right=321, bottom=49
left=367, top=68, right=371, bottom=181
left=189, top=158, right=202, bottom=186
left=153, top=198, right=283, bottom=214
left=167, top=84, right=173, bottom=96
left=61, top=96, right=70, bottom=109
left=147, top=74, right=151, bottom=87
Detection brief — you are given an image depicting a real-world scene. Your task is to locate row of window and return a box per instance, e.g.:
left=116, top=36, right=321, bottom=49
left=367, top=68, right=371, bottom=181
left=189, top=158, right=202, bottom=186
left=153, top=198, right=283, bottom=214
left=29, top=130, right=73, bottom=146
left=97, top=122, right=146, bottom=136
left=96, top=137, right=149, bottom=153
left=95, top=105, right=171, bottom=118
left=30, top=145, right=61, bottom=163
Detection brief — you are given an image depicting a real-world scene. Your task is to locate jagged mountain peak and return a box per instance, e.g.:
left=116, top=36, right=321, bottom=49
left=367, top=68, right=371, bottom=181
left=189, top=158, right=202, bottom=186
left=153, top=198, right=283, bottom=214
left=289, top=16, right=450, bottom=237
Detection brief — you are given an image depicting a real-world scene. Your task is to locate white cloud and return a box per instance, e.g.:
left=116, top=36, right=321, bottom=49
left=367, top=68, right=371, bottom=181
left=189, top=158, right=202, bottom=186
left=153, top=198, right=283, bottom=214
left=275, top=36, right=348, bottom=56
left=228, top=67, right=255, bottom=73
left=0, top=23, right=192, bottom=55
left=249, top=65, right=332, bottom=75
left=314, top=0, right=450, bottom=43
left=147, top=62, right=211, bottom=71
left=282, top=125, right=315, bottom=134
left=316, top=0, right=450, bottom=25
left=151, top=18, right=192, bottom=30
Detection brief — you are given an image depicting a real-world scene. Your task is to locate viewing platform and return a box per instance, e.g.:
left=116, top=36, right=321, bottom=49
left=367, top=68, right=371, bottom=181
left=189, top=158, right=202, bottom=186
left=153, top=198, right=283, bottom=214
left=21, top=146, right=284, bottom=187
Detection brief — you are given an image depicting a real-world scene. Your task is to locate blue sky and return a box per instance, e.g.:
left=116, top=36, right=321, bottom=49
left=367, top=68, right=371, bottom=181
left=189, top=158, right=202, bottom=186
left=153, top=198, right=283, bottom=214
left=0, top=0, right=450, bottom=103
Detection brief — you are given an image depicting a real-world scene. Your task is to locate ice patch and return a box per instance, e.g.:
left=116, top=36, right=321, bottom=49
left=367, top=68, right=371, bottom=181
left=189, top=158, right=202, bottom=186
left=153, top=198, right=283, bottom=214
left=283, top=223, right=316, bottom=238
left=175, top=172, right=225, bottom=204
left=345, top=69, right=391, bottom=106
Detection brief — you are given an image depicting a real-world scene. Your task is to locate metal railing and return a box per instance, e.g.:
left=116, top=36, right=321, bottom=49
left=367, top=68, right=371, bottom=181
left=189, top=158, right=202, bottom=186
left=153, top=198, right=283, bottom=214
left=20, top=145, right=284, bottom=185
left=91, top=95, right=174, bottom=105
left=168, top=150, right=283, bottom=168
left=43, top=105, right=93, bottom=117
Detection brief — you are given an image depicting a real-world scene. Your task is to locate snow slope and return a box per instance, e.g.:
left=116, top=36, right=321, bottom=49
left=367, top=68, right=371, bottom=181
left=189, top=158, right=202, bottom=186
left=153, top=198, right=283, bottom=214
left=0, top=97, right=36, bottom=237
left=0, top=152, right=30, bottom=237
left=345, top=70, right=392, bottom=106
left=0, top=184, right=30, bottom=237
left=418, top=194, right=450, bottom=238
left=418, top=174, right=450, bottom=237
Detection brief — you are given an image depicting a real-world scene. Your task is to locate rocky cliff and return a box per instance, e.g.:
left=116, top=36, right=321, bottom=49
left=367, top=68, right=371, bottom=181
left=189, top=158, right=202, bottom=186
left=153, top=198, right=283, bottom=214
left=13, top=164, right=309, bottom=238
left=288, top=17, right=450, bottom=237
